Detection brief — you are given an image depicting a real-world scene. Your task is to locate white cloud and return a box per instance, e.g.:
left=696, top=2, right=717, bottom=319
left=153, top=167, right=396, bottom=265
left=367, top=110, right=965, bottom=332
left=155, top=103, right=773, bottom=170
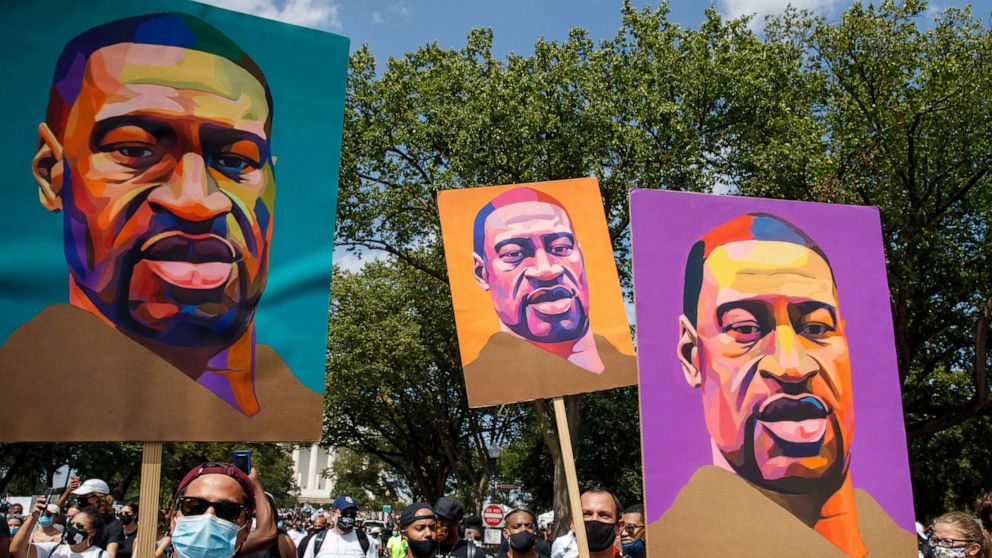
left=720, top=0, right=839, bottom=30
left=370, top=1, right=412, bottom=26
left=196, top=0, right=342, bottom=31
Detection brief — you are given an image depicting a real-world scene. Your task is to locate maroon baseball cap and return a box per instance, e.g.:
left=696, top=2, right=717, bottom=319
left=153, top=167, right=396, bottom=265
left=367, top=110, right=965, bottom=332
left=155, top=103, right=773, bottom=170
left=174, top=462, right=255, bottom=511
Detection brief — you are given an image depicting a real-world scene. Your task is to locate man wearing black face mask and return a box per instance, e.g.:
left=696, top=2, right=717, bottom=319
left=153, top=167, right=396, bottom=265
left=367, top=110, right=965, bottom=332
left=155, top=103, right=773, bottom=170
left=400, top=503, right=437, bottom=558
left=433, top=497, right=479, bottom=558
left=499, top=510, right=550, bottom=558
left=301, top=497, right=372, bottom=558
left=568, top=489, right=622, bottom=558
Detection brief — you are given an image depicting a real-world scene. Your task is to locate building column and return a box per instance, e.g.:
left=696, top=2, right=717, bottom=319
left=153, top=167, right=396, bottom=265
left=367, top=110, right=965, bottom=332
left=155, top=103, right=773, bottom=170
left=291, top=447, right=302, bottom=487
left=324, top=448, right=334, bottom=492
left=307, top=443, right=319, bottom=492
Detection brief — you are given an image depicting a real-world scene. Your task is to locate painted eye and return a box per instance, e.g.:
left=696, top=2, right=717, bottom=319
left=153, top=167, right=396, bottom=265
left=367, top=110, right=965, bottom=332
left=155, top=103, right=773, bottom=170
left=499, top=250, right=524, bottom=264
left=106, top=144, right=157, bottom=166
left=724, top=322, right=763, bottom=343
left=549, top=244, right=573, bottom=257
left=800, top=322, right=834, bottom=337
left=214, top=154, right=258, bottom=174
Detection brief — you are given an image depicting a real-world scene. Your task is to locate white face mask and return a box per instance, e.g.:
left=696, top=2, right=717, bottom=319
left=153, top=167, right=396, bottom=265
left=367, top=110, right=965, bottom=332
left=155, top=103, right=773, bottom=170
left=933, top=546, right=970, bottom=558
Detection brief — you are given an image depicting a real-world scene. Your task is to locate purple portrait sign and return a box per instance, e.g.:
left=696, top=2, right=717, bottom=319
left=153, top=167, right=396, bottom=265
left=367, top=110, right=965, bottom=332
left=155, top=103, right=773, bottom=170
left=632, top=190, right=916, bottom=555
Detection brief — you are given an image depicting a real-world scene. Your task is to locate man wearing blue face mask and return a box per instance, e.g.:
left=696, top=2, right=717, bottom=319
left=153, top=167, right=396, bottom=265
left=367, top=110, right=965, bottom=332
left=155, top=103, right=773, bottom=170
left=301, top=496, right=373, bottom=558
left=170, top=462, right=275, bottom=558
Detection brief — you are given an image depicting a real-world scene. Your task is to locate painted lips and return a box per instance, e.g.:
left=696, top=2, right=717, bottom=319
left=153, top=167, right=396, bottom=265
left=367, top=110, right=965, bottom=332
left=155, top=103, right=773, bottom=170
left=141, top=233, right=239, bottom=289
left=526, top=286, right=574, bottom=315
left=757, top=395, right=829, bottom=444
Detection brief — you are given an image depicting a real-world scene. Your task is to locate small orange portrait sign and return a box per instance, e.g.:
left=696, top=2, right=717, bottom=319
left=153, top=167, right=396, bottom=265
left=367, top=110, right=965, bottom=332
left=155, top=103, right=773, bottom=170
left=438, top=177, right=636, bottom=407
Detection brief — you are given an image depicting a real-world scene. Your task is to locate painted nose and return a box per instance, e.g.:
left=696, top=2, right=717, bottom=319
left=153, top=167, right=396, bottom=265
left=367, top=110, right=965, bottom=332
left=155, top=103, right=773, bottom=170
left=148, top=153, right=232, bottom=221
left=527, top=248, right=563, bottom=281
left=761, top=324, right=819, bottom=383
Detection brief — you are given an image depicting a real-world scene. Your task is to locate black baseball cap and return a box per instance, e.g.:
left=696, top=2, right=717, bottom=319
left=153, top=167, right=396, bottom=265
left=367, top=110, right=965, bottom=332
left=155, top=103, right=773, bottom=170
left=399, top=503, right=435, bottom=528
left=433, top=497, right=464, bottom=521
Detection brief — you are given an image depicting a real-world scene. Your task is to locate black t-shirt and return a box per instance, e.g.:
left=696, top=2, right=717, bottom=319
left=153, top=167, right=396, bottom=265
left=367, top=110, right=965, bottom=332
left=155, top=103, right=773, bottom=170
left=240, top=528, right=289, bottom=558
left=117, top=528, right=137, bottom=558
left=93, top=515, right=124, bottom=551
left=497, top=538, right=551, bottom=558
left=0, top=517, right=10, bottom=539
left=437, top=539, right=481, bottom=558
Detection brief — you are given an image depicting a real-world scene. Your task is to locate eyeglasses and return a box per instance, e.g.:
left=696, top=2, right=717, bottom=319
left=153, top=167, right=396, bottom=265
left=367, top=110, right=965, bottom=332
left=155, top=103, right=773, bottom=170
left=622, top=524, right=644, bottom=534
left=176, top=496, right=246, bottom=523
left=929, top=535, right=978, bottom=548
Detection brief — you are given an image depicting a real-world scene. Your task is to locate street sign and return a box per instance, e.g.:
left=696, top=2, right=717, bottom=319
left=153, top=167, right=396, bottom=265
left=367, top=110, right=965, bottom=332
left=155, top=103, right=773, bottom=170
left=482, top=503, right=505, bottom=528
left=496, top=483, right=519, bottom=490
left=382, top=504, right=391, bottom=514
left=484, top=527, right=502, bottom=545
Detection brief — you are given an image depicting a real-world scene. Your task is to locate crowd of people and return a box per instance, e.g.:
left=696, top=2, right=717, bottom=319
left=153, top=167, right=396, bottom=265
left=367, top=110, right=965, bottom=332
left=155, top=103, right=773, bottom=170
left=0, top=461, right=990, bottom=558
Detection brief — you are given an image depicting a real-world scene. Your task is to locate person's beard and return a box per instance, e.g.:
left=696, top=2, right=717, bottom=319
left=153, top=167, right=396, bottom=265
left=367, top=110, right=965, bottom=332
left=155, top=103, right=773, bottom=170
left=727, top=413, right=849, bottom=501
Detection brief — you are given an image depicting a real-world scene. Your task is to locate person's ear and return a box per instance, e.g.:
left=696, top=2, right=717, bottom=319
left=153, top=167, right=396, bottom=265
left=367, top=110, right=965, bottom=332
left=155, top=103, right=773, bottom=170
left=33, top=122, right=64, bottom=212
left=678, top=315, right=701, bottom=388
left=615, top=519, right=624, bottom=535
left=473, top=253, right=489, bottom=291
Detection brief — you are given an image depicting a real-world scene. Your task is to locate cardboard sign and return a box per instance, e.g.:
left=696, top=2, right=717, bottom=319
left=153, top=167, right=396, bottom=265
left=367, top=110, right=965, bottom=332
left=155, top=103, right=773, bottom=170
left=0, top=0, right=348, bottom=441
left=438, top=178, right=636, bottom=407
left=631, top=190, right=917, bottom=557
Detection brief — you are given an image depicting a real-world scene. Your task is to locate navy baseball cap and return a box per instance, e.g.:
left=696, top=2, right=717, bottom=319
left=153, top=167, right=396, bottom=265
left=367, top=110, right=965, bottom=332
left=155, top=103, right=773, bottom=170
left=333, top=495, right=358, bottom=511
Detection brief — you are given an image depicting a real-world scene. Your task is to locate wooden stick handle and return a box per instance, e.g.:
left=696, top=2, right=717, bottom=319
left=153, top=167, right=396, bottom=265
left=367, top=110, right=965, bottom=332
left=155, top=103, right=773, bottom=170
left=553, top=397, right=590, bottom=557
left=136, top=442, right=163, bottom=558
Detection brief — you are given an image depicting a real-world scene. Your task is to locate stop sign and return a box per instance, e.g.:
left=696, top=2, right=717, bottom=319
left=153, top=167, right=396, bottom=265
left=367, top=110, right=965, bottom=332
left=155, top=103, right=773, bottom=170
left=482, top=503, right=505, bottom=528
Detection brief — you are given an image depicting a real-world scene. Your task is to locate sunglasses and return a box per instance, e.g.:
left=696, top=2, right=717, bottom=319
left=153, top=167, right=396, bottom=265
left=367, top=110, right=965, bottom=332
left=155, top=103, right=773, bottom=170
left=69, top=522, right=89, bottom=531
left=176, top=496, right=246, bottom=523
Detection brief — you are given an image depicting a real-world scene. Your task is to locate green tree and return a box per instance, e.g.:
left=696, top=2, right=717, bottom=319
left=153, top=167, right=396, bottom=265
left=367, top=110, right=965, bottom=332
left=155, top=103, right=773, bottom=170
left=323, top=260, right=524, bottom=512
left=325, top=448, right=404, bottom=510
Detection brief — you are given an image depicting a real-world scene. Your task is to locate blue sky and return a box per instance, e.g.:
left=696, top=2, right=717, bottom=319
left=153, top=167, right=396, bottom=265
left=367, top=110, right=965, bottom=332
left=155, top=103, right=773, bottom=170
left=198, top=0, right=992, bottom=67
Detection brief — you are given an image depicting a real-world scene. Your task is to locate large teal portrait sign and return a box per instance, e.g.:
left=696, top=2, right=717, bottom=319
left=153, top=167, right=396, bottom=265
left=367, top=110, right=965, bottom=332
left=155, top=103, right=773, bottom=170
left=0, top=0, right=347, bottom=441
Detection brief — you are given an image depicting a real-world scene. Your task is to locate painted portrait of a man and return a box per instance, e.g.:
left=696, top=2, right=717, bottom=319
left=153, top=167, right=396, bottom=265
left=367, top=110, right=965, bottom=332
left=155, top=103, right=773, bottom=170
left=631, top=191, right=918, bottom=557
left=439, top=178, right=636, bottom=407
left=0, top=3, right=347, bottom=441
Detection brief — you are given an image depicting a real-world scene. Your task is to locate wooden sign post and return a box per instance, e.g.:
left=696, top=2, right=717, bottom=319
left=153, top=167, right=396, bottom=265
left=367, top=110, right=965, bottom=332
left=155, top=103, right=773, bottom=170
left=553, top=397, right=590, bottom=557
left=135, top=442, right=163, bottom=558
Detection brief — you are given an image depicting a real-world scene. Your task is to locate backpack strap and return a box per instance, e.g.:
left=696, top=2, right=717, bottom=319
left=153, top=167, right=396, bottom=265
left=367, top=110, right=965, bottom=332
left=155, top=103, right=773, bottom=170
left=297, top=533, right=314, bottom=558
left=313, top=529, right=328, bottom=555
left=357, top=530, right=370, bottom=554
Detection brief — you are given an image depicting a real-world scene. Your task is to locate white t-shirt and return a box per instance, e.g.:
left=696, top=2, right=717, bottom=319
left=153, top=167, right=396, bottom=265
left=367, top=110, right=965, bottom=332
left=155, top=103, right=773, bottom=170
left=303, top=530, right=375, bottom=558
left=551, top=531, right=578, bottom=558
left=288, top=528, right=307, bottom=545
left=30, top=542, right=110, bottom=558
